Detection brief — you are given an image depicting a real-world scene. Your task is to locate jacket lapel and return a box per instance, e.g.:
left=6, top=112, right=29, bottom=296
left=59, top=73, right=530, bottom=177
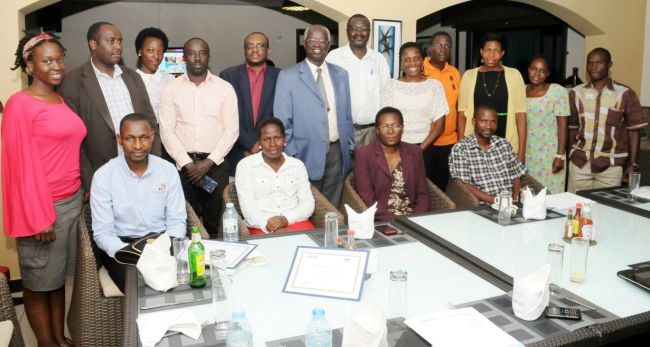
left=399, top=142, right=414, bottom=188
left=258, top=67, right=276, bottom=119
left=373, top=141, right=392, bottom=179
left=80, top=62, right=115, bottom=133
left=237, top=65, right=254, bottom=127
left=298, top=60, right=323, bottom=102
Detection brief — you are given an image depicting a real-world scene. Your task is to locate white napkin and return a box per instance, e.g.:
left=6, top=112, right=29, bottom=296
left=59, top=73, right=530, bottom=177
left=631, top=186, right=650, bottom=199
left=241, top=249, right=269, bottom=267
left=512, top=264, right=550, bottom=321
left=345, top=202, right=377, bottom=239
left=136, top=233, right=178, bottom=292
left=137, top=310, right=202, bottom=347
left=342, top=302, right=388, bottom=347
left=522, top=187, right=547, bottom=220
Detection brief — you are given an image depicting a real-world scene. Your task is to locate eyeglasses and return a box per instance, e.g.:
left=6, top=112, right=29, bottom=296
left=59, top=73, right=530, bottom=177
left=377, top=124, right=404, bottom=131
left=482, top=48, right=503, bottom=55
left=245, top=43, right=268, bottom=50
left=305, top=38, right=329, bottom=46
left=349, top=26, right=370, bottom=33
left=432, top=43, right=451, bottom=50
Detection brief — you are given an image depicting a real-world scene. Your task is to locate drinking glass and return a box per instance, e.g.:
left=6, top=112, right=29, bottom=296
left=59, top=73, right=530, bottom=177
left=498, top=191, right=512, bottom=225
left=212, top=275, right=232, bottom=338
left=547, top=243, right=564, bottom=294
left=389, top=270, right=408, bottom=319
left=172, top=237, right=189, bottom=284
left=570, top=237, right=589, bottom=283
left=324, top=212, right=339, bottom=248
left=209, top=249, right=227, bottom=281
left=628, top=172, right=641, bottom=202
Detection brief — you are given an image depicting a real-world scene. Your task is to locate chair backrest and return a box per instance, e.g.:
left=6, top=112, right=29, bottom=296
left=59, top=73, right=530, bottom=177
left=0, top=273, right=24, bottom=347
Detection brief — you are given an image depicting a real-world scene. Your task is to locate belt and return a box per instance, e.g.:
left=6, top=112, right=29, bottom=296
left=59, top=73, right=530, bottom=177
left=187, top=152, right=209, bottom=160
left=354, top=123, right=375, bottom=130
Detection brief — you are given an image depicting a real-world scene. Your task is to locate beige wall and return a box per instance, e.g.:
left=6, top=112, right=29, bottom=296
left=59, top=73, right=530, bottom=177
left=1, top=0, right=648, bottom=279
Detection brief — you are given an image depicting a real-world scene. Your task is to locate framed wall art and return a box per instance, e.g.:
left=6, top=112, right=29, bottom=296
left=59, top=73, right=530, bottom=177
left=372, top=19, right=402, bottom=78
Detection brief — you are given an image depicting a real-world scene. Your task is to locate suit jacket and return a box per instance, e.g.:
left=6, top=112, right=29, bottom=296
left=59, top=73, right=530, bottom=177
left=220, top=64, right=280, bottom=175
left=274, top=60, right=354, bottom=181
left=60, top=60, right=160, bottom=191
left=354, top=141, right=429, bottom=221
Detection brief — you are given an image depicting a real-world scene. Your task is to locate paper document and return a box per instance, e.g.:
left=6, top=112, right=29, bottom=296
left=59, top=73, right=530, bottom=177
left=405, top=307, right=523, bottom=347
left=545, top=192, right=594, bottom=210
left=180, top=240, right=256, bottom=269
left=283, top=246, right=369, bottom=300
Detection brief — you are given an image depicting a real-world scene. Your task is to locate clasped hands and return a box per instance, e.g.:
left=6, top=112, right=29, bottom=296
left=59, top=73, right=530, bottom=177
left=183, top=159, right=214, bottom=186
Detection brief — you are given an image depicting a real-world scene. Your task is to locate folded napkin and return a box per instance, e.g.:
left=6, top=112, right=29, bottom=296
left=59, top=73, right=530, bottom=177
left=241, top=249, right=269, bottom=267
left=342, top=302, right=388, bottom=347
left=522, top=187, right=547, bottom=220
left=512, top=264, right=550, bottom=321
left=137, top=310, right=202, bottom=347
left=136, top=233, right=177, bottom=292
left=345, top=202, right=377, bottom=239
left=631, top=186, right=650, bottom=199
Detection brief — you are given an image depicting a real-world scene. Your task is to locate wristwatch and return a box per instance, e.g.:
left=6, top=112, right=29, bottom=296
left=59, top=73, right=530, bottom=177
left=630, top=162, right=640, bottom=171
left=554, top=154, right=566, bottom=160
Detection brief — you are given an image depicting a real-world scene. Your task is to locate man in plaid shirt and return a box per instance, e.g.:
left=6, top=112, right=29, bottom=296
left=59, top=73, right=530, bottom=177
left=449, top=106, right=527, bottom=204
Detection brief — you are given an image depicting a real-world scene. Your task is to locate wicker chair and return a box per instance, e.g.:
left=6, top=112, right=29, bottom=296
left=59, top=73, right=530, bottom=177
left=68, top=202, right=207, bottom=346
left=446, top=174, right=547, bottom=209
left=340, top=173, right=456, bottom=221
left=222, top=182, right=345, bottom=237
left=0, top=273, right=24, bottom=347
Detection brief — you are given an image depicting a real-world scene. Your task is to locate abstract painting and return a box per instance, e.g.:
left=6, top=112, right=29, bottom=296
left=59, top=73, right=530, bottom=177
left=372, top=19, right=402, bottom=78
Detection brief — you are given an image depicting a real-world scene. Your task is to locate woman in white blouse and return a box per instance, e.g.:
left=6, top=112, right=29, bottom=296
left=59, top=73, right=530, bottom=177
left=134, top=27, right=174, bottom=120
left=235, top=118, right=315, bottom=234
left=381, top=42, right=449, bottom=181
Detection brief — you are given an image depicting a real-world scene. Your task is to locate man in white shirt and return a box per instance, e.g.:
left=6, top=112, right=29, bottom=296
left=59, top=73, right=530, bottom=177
left=91, top=113, right=186, bottom=291
left=327, top=14, right=390, bottom=147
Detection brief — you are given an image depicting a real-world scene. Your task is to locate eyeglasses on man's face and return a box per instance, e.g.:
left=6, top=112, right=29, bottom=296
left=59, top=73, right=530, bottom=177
left=377, top=123, right=404, bottom=131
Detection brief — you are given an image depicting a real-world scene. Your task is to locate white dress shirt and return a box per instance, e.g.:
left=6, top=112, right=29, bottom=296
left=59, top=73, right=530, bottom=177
left=235, top=152, right=315, bottom=233
left=327, top=45, right=390, bottom=125
left=136, top=69, right=175, bottom=121
left=305, top=59, right=339, bottom=142
left=91, top=155, right=187, bottom=257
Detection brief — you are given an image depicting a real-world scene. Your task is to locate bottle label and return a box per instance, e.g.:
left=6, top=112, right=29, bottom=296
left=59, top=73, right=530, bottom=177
left=195, top=255, right=205, bottom=276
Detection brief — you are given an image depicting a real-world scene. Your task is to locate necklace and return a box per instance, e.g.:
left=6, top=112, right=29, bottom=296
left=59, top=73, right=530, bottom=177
left=481, top=70, right=501, bottom=97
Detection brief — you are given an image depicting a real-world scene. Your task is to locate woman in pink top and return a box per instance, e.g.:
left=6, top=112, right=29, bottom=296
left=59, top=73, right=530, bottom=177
left=2, top=34, right=86, bottom=347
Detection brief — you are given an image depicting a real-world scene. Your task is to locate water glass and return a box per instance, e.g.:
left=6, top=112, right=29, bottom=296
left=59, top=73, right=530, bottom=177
left=389, top=270, right=408, bottom=319
left=212, top=271, right=232, bottom=338
left=570, top=237, right=589, bottom=283
left=628, top=172, right=641, bottom=202
left=547, top=243, right=564, bottom=293
left=497, top=191, right=512, bottom=225
left=172, top=237, right=189, bottom=284
left=324, top=212, right=339, bottom=248
left=209, top=249, right=227, bottom=281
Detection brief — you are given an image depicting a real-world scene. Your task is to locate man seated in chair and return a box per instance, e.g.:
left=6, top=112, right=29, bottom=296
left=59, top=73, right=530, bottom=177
left=235, top=118, right=315, bottom=234
left=354, top=107, right=429, bottom=221
left=91, top=113, right=186, bottom=291
left=449, top=105, right=526, bottom=204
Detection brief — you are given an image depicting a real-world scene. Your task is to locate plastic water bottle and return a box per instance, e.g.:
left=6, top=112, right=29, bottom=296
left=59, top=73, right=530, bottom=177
left=226, top=309, right=253, bottom=347
left=305, top=308, right=332, bottom=347
left=223, top=202, right=239, bottom=242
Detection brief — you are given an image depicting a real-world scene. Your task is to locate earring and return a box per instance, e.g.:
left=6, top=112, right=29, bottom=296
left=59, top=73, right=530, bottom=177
left=138, top=53, right=141, bottom=57
left=258, top=145, right=262, bottom=150
left=481, top=58, right=484, bottom=64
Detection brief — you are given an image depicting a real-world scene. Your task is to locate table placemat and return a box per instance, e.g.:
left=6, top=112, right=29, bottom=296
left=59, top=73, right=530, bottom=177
left=306, top=224, right=417, bottom=249
left=455, top=290, right=617, bottom=345
left=138, top=273, right=212, bottom=313
left=589, top=187, right=650, bottom=206
left=472, top=204, right=565, bottom=226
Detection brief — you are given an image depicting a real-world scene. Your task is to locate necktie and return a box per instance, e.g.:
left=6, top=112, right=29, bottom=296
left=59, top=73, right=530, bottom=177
left=316, top=68, right=330, bottom=112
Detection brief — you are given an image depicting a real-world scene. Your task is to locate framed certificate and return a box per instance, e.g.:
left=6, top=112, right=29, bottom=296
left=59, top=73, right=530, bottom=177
left=283, top=246, right=369, bottom=301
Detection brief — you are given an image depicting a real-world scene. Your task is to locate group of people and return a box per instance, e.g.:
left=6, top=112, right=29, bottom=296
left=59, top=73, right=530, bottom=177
left=1, top=12, right=646, bottom=347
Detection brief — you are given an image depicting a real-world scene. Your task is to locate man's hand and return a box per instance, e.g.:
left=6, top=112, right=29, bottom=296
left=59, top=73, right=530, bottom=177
left=551, top=158, right=564, bottom=173
left=622, top=165, right=634, bottom=184
left=517, top=150, right=526, bottom=164
left=184, top=160, right=214, bottom=185
left=266, top=216, right=289, bottom=232
left=35, top=225, right=56, bottom=243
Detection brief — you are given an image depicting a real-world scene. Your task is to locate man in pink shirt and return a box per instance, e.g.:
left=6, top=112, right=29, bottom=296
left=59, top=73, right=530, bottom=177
left=159, top=38, right=239, bottom=238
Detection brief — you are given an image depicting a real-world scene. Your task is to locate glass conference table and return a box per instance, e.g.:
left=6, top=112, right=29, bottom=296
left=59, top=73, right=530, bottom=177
left=123, top=227, right=509, bottom=347
left=397, top=202, right=650, bottom=345
left=576, top=185, right=650, bottom=219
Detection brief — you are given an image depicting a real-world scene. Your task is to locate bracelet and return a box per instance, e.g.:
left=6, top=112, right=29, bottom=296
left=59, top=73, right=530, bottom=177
left=554, top=154, right=566, bottom=160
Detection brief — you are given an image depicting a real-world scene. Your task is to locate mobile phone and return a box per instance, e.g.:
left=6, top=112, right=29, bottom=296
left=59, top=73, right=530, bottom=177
left=544, top=306, right=581, bottom=320
left=200, top=175, right=218, bottom=193
left=375, top=225, right=398, bottom=236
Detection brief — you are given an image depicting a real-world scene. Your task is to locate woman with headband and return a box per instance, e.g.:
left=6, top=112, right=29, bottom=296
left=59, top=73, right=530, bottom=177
left=2, top=33, right=86, bottom=347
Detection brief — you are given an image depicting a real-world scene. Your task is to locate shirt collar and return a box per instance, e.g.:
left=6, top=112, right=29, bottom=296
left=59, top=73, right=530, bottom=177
left=136, top=68, right=163, bottom=81
left=424, top=57, right=450, bottom=73
left=466, top=133, right=496, bottom=151
left=118, top=154, right=154, bottom=178
left=249, top=152, right=292, bottom=170
left=306, top=59, right=328, bottom=74
left=246, top=64, right=267, bottom=75
left=90, top=58, right=123, bottom=79
left=179, top=70, right=215, bottom=86
left=585, top=77, right=615, bottom=91
left=344, top=44, right=370, bottom=60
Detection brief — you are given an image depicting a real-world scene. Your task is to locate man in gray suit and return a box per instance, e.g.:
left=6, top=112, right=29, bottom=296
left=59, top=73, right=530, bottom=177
left=274, top=24, right=354, bottom=207
left=61, top=21, right=159, bottom=195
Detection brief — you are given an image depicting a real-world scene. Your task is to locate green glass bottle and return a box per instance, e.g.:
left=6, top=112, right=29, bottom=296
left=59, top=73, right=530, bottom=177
left=188, top=226, right=206, bottom=288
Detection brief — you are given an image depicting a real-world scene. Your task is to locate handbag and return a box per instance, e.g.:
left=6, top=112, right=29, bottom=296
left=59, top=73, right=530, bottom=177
left=114, top=232, right=161, bottom=265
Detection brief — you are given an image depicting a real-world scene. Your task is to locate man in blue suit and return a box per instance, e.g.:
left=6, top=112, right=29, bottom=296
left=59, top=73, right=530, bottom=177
left=274, top=24, right=354, bottom=207
left=221, top=32, right=281, bottom=176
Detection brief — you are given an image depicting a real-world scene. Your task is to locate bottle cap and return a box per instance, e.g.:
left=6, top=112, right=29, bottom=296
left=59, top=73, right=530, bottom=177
left=226, top=202, right=234, bottom=208
left=347, top=230, right=355, bottom=237
left=312, top=307, right=325, bottom=317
